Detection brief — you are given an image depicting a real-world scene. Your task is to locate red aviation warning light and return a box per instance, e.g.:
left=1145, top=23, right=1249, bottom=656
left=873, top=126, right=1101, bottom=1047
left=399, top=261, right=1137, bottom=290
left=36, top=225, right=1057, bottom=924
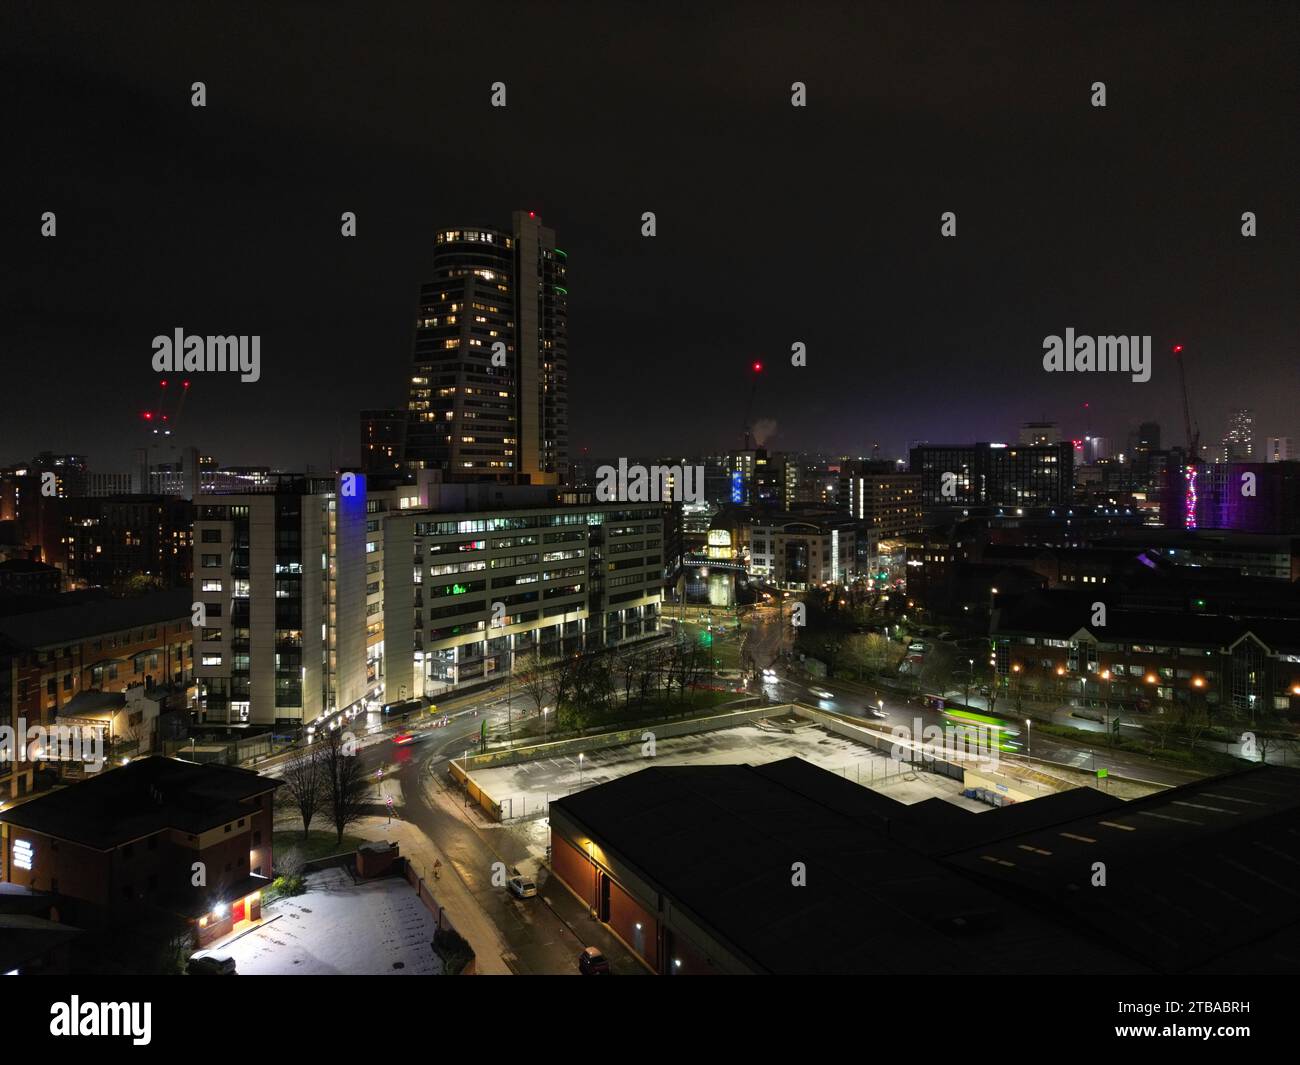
left=752, top=361, right=763, bottom=373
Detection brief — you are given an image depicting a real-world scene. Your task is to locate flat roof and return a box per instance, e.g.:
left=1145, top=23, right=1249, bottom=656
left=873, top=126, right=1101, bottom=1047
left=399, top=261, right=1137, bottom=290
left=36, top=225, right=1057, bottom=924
left=0, top=756, right=279, bottom=850
left=554, top=758, right=1300, bottom=974
left=553, top=758, right=1142, bottom=975
left=0, top=588, right=192, bottom=650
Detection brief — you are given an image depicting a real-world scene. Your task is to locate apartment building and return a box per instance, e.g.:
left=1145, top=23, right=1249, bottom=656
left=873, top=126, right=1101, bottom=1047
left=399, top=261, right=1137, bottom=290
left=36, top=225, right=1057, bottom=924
left=0, top=590, right=194, bottom=798
left=192, top=475, right=370, bottom=729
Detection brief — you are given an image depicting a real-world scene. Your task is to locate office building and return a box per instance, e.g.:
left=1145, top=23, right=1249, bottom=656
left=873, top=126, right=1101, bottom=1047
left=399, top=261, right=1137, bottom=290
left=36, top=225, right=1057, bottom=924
left=1163, top=461, right=1300, bottom=534
left=62, top=495, right=193, bottom=590
left=1018, top=421, right=1060, bottom=446
left=748, top=515, right=861, bottom=589
left=382, top=500, right=663, bottom=698
left=909, top=442, right=1074, bottom=510
left=1266, top=437, right=1293, bottom=463
left=838, top=461, right=922, bottom=537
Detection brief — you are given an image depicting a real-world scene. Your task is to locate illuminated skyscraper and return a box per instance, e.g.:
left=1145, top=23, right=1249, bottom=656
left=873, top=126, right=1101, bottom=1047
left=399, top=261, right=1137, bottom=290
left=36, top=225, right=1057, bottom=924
left=404, top=212, right=568, bottom=485
left=1220, top=408, right=1254, bottom=463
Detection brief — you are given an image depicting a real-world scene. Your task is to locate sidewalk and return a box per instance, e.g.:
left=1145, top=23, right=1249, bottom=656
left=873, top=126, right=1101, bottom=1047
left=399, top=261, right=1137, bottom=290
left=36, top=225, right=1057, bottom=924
left=348, top=814, right=514, bottom=975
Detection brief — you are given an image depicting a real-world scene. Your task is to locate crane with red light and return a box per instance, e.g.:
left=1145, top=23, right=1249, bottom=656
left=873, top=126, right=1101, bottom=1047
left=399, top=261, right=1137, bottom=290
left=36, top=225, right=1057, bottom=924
left=1171, top=343, right=1201, bottom=530
left=1171, top=343, right=1200, bottom=463
left=742, top=360, right=763, bottom=450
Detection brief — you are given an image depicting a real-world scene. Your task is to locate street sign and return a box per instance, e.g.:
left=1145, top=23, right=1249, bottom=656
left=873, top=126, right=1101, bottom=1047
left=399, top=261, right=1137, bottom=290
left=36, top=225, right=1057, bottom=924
left=1096, top=767, right=1108, bottom=779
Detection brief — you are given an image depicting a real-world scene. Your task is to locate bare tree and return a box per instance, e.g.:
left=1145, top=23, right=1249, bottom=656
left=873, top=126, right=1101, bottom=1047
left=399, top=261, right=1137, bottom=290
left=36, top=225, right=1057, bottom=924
left=318, top=727, right=370, bottom=846
left=516, top=645, right=555, bottom=721
left=279, top=742, right=326, bottom=839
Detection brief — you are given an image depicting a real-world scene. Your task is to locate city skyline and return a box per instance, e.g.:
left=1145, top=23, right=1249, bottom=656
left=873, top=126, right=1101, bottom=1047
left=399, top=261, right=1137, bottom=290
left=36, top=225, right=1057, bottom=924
left=4, top=0, right=1300, bottom=1002
left=5, top=3, right=1297, bottom=473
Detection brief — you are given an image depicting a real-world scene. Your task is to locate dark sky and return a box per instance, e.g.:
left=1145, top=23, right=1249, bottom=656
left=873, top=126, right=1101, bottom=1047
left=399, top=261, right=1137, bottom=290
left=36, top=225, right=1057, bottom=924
left=5, top=1, right=1297, bottom=474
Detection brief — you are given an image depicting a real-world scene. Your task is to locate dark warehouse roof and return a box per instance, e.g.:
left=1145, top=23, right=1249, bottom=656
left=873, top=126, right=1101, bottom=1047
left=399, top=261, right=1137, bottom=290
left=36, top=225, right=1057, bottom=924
left=553, top=758, right=1300, bottom=975
left=0, top=756, right=279, bottom=850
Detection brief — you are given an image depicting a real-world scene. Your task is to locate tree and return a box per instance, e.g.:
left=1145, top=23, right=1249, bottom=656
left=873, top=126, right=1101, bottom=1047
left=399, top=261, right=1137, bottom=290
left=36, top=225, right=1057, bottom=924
left=516, top=645, right=555, bottom=721
left=1178, top=699, right=1211, bottom=754
left=279, top=742, right=326, bottom=839
left=318, top=726, right=370, bottom=845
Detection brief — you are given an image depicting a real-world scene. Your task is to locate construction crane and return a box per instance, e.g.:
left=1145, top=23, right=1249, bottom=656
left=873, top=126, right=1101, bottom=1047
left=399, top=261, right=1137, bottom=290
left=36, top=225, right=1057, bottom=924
left=1172, top=344, right=1200, bottom=463
left=742, top=360, right=762, bottom=450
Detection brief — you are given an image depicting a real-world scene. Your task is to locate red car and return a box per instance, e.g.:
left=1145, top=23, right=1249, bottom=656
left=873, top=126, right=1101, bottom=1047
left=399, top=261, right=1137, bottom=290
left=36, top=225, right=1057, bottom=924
left=393, top=732, right=415, bottom=746
left=578, top=946, right=610, bottom=975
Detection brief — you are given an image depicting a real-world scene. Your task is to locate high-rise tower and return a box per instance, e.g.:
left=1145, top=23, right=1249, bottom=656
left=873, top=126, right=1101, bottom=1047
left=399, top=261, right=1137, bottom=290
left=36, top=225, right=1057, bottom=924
left=403, top=212, right=568, bottom=484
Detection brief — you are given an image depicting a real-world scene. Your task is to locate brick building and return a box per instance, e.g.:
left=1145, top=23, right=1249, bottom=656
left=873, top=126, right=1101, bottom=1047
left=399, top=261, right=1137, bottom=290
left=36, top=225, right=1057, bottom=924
left=0, top=756, right=277, bottom=944
left=0, top=590, right=194, bottom=797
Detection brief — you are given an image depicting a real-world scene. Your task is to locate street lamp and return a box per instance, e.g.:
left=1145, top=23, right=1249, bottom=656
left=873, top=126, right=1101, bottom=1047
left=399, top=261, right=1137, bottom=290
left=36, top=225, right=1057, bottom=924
left=1025, top=718, right=1032, bottom=755
left=578, top=752, right=584, bottom=790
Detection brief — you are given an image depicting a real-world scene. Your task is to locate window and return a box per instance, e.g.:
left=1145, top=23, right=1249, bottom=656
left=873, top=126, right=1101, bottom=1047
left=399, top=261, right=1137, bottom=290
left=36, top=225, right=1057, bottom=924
left=201, top=554, right=222, bottom=568
left=201, top=654, right=222, bottom=667
left=201, top=528, right=222, bottom=542
left=201, top=579, right=223, bottom=592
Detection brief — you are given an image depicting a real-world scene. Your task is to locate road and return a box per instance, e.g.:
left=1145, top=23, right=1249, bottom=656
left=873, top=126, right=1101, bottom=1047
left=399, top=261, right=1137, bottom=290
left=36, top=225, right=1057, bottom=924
left=346, top=692, right=649, bottom=975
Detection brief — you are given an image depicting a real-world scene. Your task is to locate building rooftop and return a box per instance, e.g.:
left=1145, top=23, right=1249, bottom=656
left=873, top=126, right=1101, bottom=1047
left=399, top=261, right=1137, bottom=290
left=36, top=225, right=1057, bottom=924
left=992, top=590, right=1300, bottom=650
left=553, top=758, right=1300, bottom=974
left=0, top=756, right=279, bottom=850
left=553, top=758, right=1142, bottom=975
left=0, top=588, right=192, bottom=649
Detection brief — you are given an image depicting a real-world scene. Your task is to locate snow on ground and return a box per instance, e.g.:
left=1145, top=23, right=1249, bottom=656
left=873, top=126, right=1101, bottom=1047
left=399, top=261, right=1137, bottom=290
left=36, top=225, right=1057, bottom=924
left=471, top=723, right=992, bottom=816
left=219, top=866, right=442, bottom=975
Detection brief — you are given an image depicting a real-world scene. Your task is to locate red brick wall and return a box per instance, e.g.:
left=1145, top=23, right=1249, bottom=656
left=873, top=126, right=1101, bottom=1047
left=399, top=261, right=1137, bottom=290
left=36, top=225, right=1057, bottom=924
left=552, top=834, right=596, bottom=908
left=607, top=876, right=658, bottom=971
left=13, top=617, right=192, bottom=730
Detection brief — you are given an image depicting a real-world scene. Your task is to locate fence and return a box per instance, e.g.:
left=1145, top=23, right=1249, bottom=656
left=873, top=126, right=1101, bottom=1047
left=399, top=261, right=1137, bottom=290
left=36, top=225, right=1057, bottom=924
left=448, top=701, right=786, bottom=823
left=401, top=858, right=477, bottom=975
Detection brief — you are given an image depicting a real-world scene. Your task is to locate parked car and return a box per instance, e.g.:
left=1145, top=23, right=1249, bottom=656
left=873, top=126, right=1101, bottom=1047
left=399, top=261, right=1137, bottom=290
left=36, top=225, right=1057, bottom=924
left=578, top=946, right=611, bottom=975
left=187, top=951, right=237, bottom=975
left=508, top=875, right=538, bottom=899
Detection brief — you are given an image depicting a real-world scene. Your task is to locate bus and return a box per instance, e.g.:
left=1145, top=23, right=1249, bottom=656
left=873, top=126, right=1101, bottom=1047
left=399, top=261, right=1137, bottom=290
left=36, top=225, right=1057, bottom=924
left=941, top=706, right=1023, bottom=752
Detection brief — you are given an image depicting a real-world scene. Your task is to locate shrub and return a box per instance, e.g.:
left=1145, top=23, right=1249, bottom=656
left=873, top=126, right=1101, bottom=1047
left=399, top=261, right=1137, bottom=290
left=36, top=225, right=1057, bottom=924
left=433, top=926, right=475, bottom=975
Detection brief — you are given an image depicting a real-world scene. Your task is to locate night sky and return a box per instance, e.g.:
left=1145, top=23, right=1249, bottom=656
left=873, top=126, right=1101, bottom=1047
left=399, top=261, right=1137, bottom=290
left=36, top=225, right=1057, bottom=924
left=5, top=1, right=1297, bottom=474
